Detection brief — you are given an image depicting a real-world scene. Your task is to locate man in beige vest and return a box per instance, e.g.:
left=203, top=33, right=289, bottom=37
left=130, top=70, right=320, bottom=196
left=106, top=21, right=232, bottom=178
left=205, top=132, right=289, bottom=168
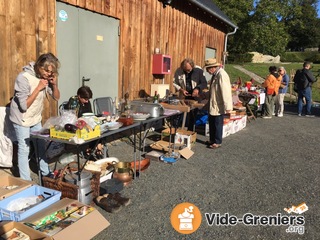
left=203, top=58, right=233, bottom=149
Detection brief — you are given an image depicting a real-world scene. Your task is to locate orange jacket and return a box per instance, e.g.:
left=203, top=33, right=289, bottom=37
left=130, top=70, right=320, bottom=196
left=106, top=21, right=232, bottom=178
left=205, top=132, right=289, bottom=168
left=263, top=73, right=282, bottom=95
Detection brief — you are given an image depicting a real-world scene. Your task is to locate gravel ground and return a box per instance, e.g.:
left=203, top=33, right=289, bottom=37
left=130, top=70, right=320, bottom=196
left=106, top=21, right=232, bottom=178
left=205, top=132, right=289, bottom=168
left=18, top=103, right=318, bottom=240
left=88, top=103, right=319, bottom=240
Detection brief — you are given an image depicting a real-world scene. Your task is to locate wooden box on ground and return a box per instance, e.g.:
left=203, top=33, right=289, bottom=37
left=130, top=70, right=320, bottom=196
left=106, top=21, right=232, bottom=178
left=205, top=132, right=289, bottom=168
left=0, top=175, right=33, bottom=200
left=23, top=198, right=110, bottom=240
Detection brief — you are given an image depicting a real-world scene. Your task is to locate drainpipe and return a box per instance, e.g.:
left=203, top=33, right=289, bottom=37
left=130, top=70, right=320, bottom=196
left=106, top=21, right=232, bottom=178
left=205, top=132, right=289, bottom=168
left=223, top=27, right=238, bottom=66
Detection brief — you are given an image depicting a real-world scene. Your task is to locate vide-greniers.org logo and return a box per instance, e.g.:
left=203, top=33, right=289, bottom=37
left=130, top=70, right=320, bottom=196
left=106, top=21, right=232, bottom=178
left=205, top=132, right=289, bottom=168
left=171, top=202, right=307, bottom=235
left=205, top=213, right=305, bottom=234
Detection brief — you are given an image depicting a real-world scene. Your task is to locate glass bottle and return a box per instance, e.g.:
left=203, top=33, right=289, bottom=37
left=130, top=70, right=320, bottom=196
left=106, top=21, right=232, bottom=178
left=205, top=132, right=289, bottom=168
left=153, top=91, right=159, bottom=103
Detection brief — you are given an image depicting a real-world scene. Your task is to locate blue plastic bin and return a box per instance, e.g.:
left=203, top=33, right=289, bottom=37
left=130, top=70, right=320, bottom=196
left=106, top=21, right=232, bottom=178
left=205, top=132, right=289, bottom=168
left=0, top=185, right=61, bottom=221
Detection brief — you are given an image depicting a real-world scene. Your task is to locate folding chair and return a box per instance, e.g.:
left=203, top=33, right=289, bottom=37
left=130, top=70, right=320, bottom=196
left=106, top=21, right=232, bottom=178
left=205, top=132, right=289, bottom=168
left=93, top=97, right=113, bottom=115
left=92, top=97, right=116, bottom=157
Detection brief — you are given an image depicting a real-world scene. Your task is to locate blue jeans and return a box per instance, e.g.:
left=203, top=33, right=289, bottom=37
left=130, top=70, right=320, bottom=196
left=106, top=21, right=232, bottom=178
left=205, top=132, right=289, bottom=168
left=13, top=122, right=50, bottom=180
left=208, top=114, right=224, bottom=144
left=298, top=87, right=312, bottom=115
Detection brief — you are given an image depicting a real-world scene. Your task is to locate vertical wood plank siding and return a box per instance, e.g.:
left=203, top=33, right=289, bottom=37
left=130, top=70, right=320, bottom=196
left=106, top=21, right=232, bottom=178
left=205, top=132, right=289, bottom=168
left=1, top=0, right=228, bottom=120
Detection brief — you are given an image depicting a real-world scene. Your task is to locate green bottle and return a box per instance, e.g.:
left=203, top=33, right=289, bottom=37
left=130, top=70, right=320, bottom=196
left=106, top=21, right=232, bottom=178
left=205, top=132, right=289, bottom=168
left=153, top=91, right=158, bottom=103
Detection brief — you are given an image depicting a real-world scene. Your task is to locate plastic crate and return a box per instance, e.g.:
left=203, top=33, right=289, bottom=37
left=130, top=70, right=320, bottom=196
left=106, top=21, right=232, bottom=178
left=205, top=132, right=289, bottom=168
left=0, top=185, right=61, bottom=221
left=50, top=125, right=100, bottom=140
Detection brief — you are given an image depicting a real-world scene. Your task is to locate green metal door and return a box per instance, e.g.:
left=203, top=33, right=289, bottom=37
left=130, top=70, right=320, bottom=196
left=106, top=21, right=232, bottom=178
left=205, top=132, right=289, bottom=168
left=204, top=47, right=216, bottom=82
left=56, top=2, right=119, bottom=108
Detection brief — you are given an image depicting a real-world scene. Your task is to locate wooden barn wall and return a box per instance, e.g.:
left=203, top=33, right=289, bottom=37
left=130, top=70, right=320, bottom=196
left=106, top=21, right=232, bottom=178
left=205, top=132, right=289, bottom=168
left=0, top=0, right=227, bottom=120
left=0, top=0, right=57, bottom=121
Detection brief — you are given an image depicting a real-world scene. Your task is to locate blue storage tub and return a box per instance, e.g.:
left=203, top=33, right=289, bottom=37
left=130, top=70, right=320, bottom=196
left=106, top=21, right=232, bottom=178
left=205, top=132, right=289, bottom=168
left=0, top=185, right=61, bottom=221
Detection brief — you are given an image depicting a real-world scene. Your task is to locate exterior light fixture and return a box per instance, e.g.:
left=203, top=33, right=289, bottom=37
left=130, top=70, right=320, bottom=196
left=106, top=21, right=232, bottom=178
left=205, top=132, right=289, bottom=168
left=161, top=0, right=173, bottom=8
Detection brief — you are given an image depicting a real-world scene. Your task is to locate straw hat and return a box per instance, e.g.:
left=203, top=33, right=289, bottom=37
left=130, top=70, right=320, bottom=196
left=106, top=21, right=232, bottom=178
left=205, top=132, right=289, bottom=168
left=204, top=58, right=220, bottom=68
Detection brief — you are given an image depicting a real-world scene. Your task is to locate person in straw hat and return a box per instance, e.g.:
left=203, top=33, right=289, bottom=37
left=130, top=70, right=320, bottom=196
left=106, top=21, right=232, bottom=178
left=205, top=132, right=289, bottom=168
left=203, top=58, right=233, bottom=149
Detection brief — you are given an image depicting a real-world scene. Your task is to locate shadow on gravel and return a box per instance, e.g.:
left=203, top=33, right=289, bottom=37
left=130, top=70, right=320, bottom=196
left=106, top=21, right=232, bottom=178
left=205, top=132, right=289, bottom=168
left=284, top=101, right=320, bottom=116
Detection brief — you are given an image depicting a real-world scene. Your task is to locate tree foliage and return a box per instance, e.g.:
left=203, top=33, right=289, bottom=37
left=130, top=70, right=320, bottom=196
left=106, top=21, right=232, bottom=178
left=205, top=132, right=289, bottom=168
left=214, top=0, right=320, bottom=55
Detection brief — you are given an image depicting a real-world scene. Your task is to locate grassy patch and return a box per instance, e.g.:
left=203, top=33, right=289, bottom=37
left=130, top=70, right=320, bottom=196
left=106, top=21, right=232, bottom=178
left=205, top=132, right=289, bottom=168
left=225, top=63, right=320, bottom=102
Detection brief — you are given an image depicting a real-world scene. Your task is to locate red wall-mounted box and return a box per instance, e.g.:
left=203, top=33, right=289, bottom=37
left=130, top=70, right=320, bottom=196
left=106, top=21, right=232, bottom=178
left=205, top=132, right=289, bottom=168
left=152, top=54, right=172, bottom=74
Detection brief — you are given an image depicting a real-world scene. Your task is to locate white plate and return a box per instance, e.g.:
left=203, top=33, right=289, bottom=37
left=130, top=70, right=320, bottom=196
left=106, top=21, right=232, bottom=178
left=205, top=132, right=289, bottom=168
left=106, top=122, right=123, bottom=130
left=100, top=123, right=109, bottom=133
left=132, top=112, right=150, bottom=120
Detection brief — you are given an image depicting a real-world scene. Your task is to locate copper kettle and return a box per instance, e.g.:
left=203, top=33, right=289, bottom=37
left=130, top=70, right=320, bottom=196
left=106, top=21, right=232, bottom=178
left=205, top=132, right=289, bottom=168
left=111, top=161, right=133, bottom=184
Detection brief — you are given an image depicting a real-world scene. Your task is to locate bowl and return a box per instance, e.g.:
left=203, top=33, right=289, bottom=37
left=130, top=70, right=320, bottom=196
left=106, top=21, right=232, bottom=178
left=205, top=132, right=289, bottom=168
left=132, top=112, right=150, bottom=121
left=130, top=158, right=150, bottom=172
left=106, top=121, right=123, bottom=130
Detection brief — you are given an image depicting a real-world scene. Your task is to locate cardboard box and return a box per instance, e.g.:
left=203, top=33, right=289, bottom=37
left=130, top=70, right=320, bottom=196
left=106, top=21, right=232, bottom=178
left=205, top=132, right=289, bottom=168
left=179, top=147, right=194, bottom=160
left=161, top=128, right=197, bottom=149
left=50, top=125, right=100, bottom=141
left=231, top=115, right=247, bottom=134
left=150, top=140, right=183, bottom=152
left=145, top=150, right=163, bottom=161
left=0, top=185, right=61, bottom=221
left=0, top=221, right=48, bottom=239
left=223, top=121, right=234, bottom=138
left=205, top=121, right=234, bottom=138
left=149, top=141, right=194, bottom=160
left=23, top=198, right=110, bottom=240
left=0, top=175, right=33, bottom=200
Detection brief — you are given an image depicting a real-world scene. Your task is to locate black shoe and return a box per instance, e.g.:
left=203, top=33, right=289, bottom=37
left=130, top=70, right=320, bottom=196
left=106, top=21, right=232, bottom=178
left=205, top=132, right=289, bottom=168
left=94, top=196, right=122, bottom=213
left=105, top=193, right=131, bottom=206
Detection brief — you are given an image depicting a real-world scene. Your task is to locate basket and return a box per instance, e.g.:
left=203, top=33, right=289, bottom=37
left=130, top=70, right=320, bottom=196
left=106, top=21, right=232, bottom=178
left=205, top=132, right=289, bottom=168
left=42, top=162, right=100, bottom=201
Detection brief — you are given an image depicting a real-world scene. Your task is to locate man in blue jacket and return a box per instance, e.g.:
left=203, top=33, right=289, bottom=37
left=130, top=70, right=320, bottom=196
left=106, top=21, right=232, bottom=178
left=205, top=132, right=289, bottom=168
left=295, top=62, right=317, bottom=117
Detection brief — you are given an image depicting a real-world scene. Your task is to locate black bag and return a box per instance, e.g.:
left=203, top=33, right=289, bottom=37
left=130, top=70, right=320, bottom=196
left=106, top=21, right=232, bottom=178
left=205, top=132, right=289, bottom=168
left=293, top=69, right=308, bottom=92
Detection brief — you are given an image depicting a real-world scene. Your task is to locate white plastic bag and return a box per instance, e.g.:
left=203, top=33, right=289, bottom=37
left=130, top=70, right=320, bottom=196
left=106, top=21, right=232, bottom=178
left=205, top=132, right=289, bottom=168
left=6, top=196, right=43, bottom=211
left=0, top=136, right=13, bottom=168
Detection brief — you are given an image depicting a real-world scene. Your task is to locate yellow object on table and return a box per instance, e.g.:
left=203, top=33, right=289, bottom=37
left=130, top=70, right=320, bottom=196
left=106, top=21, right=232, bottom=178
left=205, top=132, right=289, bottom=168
left=50, top=125, right=101, bottom=140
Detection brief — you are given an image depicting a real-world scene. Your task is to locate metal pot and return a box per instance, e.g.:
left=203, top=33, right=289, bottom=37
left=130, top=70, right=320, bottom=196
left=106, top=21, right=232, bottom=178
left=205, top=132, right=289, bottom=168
left=113, top=171, right=133, bottom=184
left=78, top=185, right=93, bottom=205
left=130, top=101, right=164, bottom=118
left=111, top=161, right=134, bottom=184
left=64, top=170, right=92, bottom=188
left=111, top=161, right=132, bottom=173
left=64, top=170, right=93, bottom=204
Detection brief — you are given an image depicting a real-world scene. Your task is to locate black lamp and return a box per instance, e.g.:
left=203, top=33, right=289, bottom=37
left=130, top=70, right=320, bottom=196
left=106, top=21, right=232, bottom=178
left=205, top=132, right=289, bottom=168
left=161, top=0, right=173, bottom=8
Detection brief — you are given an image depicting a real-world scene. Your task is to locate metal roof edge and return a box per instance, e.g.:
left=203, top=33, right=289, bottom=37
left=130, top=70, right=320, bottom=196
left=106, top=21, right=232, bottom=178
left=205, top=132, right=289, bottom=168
left=188, top=0, right=238, bottom=29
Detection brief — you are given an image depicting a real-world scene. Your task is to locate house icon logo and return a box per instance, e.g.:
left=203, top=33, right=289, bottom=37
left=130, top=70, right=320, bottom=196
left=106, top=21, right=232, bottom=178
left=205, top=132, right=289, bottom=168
left=170, top=202, right=202, bottom=234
